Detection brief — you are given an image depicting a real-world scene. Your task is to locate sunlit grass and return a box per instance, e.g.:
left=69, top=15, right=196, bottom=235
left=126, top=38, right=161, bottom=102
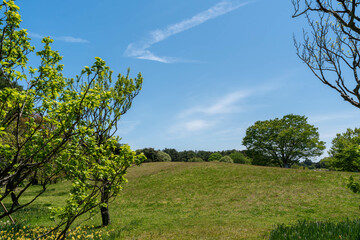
left=2, top=162, right=360, bottom=239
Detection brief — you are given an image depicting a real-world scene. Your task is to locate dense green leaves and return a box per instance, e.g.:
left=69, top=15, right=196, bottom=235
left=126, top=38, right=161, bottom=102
left=328, top=128, right=360, bottom=172
left=332, top=129, right=360, bottom=195
left=242, top=114, right=325, bottom=168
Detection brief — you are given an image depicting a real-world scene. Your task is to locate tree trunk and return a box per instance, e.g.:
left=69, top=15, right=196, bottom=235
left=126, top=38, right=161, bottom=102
left=11, top=192, right=19, bottom=207
left=100, top=183, right=110, bottom=226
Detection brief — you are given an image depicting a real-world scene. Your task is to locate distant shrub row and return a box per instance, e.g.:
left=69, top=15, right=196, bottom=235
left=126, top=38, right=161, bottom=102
left=136, top=148, right=252, bottom=165
left=136, top=147, right=346, bottom=171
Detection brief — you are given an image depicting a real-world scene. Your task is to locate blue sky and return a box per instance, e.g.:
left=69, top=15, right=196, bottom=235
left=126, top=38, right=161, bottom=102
left=17, top=0, right=360, bottom=157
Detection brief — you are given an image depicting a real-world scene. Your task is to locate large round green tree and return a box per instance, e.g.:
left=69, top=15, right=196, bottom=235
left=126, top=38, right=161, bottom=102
left=242, top=114, right=325, bottom=168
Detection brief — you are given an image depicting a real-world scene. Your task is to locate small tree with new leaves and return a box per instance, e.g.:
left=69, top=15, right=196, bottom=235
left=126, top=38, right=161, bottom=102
left=0, top=1, right=145, bottom=239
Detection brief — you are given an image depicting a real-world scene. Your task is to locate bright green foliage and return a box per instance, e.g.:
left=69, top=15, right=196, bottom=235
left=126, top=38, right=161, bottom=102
left=208, top=152, right=222, bottom=162
left=219, top=155, right=233, bottom=163
left=0, top=1, right=145, bottom=238
left=0, top=222, right=115, bottom=240
left=328, top=128, right=360, bottom=172
left=229, top=152, right=251, bottom=164
left=243, top=114, right=325, bottom=168
left=188, top=157, right=204, bottom=162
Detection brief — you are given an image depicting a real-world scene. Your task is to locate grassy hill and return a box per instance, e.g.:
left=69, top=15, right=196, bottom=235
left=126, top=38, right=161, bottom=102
left=6, top=162, right=360, bottom=239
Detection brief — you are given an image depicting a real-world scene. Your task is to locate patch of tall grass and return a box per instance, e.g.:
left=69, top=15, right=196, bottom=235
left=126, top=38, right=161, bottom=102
left=269, top=219, right=360, bottom=240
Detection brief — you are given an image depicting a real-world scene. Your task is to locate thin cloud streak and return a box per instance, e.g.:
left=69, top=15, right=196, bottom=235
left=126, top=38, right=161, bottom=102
left=124, top=0, right=251, bottom=63
left=169, top=119, right=216, bottom=136
left=169, top=90, right=251, bottom=135
left=28, top=32, right=89, bottom=43
left=180, top=90, right=251, bottom=118
left=169, top=83, right=280, bottom=136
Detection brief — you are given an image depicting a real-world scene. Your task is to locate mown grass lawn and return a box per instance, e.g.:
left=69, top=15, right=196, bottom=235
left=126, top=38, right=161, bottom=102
left=3, top=162, right=360, bottom=239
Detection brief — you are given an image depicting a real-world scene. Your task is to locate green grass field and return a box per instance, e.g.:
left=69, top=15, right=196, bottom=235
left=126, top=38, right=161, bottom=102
left=3, top=162, right=360, bottom=239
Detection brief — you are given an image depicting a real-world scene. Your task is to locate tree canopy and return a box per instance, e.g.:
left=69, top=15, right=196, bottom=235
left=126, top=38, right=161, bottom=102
left=242, top=114, right=325, bottom=168
left=328, top=128, right=360, bottom=172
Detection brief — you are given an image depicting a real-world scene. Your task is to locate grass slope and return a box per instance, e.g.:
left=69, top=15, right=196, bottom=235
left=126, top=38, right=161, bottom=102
left=5, top=162, right=360, bottom=239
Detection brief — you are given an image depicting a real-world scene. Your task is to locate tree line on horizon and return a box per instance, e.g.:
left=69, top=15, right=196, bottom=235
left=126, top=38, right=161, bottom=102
left=137, top=114, right=360, bottom=173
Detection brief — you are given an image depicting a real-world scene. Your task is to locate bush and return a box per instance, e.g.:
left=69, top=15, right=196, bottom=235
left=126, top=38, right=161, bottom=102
left=229, top=152, right=252, bottom=164
left=208, top=152, right=222, bottom=162
left=156, top=151, right=172, bottom=162
left=269, top=219, right=360, bottom=240
left=219, top=155, right=234, bottom=163
left=188, top=157, right=204, bottom=162
left=137, top=148, right=171, bottom=162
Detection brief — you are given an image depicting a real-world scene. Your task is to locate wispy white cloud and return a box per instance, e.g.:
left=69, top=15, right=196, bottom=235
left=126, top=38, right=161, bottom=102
left=168, top=90, right=252, bottom=136
left=28, top=32, right=89, bottom=43
left=124, top=0, right=251, bottom=63
left=179, top=90, right=251, bottom=117
left=169, top=119, right=216, bottom=134
left=169, top=82, right=282, bottom=136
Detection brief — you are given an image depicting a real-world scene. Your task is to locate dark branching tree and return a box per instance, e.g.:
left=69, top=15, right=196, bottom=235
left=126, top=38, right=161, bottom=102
left=292, top=0, right=360, bottom=193
left=292, top=0, right=360, bottom=108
